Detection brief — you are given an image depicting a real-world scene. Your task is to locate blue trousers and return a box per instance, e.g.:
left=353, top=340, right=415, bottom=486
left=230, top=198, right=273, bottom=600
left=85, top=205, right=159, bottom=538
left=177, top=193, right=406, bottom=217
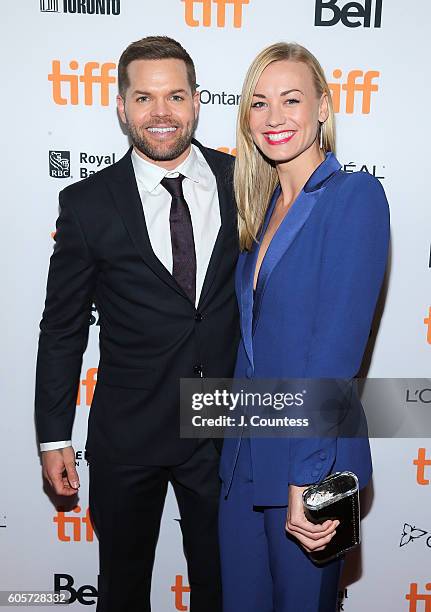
left=219, top=438, right=343, bottom=612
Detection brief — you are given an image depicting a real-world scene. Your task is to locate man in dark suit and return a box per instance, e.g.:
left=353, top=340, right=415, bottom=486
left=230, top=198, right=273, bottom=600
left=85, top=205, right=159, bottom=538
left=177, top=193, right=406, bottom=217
left=35, top=36, right=239, bottom=612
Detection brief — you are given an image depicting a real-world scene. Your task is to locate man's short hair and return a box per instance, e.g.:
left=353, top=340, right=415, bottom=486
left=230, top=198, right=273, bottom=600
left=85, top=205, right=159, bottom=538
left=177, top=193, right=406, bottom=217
left=118, top=36, right=197, bottom=97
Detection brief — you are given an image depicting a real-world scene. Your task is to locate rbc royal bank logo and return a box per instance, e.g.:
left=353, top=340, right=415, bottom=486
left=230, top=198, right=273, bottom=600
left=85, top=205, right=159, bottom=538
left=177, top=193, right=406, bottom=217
left=49, top=151, right=70, bottom=178
left=181, top=0, right=249, bottom=27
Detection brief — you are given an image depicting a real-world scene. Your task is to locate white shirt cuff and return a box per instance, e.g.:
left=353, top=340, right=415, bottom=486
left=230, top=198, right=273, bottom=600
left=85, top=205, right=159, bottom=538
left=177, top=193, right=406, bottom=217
left=40, top=440, right=72, bottom=452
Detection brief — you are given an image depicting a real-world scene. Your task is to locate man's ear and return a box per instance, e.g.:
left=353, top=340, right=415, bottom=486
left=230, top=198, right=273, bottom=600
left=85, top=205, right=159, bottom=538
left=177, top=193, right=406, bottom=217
left=318, top=93, right=329, bottom=123
left=117, top=94, right=127, bottom=124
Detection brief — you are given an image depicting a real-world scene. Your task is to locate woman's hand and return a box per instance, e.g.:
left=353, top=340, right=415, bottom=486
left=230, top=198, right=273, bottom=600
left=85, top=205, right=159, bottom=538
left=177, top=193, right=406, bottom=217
left=285, top=484, right=340, bottom=552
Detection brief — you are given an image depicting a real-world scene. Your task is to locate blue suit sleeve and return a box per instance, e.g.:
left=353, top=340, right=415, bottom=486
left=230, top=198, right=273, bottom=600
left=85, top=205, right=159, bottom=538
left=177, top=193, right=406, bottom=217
left=288, top=172, right=390, bottom=486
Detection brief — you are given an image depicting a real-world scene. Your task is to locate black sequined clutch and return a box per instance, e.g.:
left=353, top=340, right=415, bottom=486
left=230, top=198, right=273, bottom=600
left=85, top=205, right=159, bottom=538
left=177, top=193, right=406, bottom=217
left=302, top=471, right=360, bottom=564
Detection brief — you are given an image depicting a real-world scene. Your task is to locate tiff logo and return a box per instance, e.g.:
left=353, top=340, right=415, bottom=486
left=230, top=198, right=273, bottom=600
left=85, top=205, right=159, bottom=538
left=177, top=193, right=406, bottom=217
left=329, top=69, right=379, bottom=114
left=406, top=583, right=431, bottom=611
left=40, top=0, right=59, bottom=10
left=54, top=505, right=94, bottom=542
left=413, top=448, right=431, bottom=486
left=182, top=0, right=249, bottom=28
left=424, top=307, right=431, bottom=344
left=171, top=575, right=191, bottom=610
left=48, top=60, right=116, bottom=106
left=76, top=367, right=98, bottom=406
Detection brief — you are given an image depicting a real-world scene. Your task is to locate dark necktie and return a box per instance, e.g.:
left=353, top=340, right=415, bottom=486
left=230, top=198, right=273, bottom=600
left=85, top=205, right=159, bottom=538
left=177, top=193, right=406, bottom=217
left=160, top=174, right=196, bottom=303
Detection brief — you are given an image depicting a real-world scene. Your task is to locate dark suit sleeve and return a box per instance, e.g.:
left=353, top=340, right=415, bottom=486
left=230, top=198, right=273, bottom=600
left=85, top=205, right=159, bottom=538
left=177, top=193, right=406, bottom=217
left=35, top=190, right=98, bottom=443
left=288, top=172, right=390, bottom=485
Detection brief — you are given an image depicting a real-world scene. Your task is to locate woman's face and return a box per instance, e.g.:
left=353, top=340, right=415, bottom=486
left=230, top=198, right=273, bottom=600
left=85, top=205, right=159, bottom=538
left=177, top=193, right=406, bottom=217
left=248, top=60, right=328, bottom=164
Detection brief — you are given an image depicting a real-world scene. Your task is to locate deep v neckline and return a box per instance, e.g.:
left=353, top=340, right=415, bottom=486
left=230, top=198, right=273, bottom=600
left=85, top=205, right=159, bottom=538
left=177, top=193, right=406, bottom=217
left=253, top=191, right=292, bottom=292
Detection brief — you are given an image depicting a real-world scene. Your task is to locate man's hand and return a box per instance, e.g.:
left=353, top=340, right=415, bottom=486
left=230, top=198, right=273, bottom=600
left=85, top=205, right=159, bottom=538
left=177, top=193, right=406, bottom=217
left=286, top=484, right=340, bottom=552
left=41, top=447, right=80, bottom=496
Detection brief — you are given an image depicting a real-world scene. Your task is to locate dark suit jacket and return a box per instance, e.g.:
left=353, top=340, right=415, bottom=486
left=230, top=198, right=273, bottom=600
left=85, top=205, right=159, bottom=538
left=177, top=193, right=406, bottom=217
left=220, top=152, right=390, bottom=505
left=35, top=139, right=240, bottom=465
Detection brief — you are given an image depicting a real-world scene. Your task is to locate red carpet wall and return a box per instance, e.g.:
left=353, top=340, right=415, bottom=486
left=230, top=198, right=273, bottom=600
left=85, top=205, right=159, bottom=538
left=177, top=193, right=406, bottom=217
left=1, top=1, right=430, bottom=610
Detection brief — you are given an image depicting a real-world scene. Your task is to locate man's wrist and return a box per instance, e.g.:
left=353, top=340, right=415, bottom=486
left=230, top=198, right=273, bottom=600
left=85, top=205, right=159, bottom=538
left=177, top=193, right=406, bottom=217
left=40, top=440, right=72, bottom=452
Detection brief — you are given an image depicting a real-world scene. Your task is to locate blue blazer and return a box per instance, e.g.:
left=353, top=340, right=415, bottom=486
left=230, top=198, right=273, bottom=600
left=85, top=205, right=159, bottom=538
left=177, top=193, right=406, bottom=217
left=220, top=152, right=390, bottom=506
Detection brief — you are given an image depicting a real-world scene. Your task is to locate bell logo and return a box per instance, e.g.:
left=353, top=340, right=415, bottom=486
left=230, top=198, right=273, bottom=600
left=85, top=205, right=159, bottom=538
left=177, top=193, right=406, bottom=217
left=406, top=583, right=431, bottom=611
left=171, top=575, right=191, bottom=611
left=54, top=505, right=94, bottom=542
left=54, top=574, right=99, bottom=605
left=48, top=60, right=116, bottom=106
left=182, top=0, right=249, bottom=28
left=424, top=307, right=431, bottom=344
left=329, top=69, right=379, bottom=114
left=414, top=448, right=431, bottom=485
left=315, top=0, right=383, bottom=28
left=76, top=367, right=98, bottom=407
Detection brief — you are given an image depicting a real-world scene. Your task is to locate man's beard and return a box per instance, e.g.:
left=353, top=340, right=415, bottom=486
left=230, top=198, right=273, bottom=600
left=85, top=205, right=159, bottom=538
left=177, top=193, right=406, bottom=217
left=126, top=117, right=197, bottom=162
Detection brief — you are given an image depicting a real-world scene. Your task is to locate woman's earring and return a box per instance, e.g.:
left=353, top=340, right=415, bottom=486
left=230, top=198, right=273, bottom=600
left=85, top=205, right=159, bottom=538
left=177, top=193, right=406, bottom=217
left=319, top=122, right=323, bottom=149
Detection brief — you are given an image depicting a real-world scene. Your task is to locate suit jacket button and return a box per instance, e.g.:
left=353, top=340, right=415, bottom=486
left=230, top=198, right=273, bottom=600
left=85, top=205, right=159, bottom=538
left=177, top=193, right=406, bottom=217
left=193, top=364, right=203, bottom=376
left=195, top=312, right=203, bottom=322
left=319, top=452, right=327, bottom=460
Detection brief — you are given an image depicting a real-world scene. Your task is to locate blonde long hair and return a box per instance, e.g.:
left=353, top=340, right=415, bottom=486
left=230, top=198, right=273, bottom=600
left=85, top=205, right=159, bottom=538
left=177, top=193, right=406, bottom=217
left=235, top=42, right=336, bottom=251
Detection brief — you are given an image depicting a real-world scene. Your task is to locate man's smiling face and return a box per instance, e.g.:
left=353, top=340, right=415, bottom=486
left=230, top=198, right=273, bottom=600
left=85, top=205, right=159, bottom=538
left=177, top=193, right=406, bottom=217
left=117, top=58, right=200, bottom=169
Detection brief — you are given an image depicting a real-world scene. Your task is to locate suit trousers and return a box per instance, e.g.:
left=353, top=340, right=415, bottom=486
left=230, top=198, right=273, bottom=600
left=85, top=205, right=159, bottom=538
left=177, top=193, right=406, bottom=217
left=89, top=439, right=222, bottom=612
left=219, top=437, right=343, bottom=612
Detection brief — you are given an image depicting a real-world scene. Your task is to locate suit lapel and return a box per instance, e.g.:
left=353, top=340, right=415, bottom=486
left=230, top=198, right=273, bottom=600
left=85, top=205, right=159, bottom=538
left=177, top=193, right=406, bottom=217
left=105, top=148, right=188, bottom=299
left=193, top=140, right=236, bottom=309
left=239, top=185, right=280, bottom=369
left=240, top=152, right=342, bottom=364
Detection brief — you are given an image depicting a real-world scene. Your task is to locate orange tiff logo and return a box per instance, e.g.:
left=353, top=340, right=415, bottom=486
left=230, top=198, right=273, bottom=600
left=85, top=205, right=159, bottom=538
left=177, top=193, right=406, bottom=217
left=182, top=0, right=249, bottom=27
left=48, top=60, right=116, bottom=106
left=171, top=575, right=191, bottom=611
left=217, top=146, right=237, bottom=156
left=54, top=505, right=94, bottom=542
left=424, top=307, right=431, bottom=344
left=414, top=448, right=431, bottom=485
left=406, top=583, right=431, bottom=611
left=76, top=367, right=98, bottom=407
left=329, top=69, right=379, bottom=114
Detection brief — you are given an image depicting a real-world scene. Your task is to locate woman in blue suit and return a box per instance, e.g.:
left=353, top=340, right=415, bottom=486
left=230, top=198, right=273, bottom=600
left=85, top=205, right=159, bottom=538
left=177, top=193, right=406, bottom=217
left=219, top=42, right=390, bottom=611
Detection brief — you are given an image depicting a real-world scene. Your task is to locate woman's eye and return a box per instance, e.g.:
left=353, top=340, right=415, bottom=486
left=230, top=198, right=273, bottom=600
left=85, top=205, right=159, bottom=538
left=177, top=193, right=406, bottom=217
left=251, top=101, right=265, bottom=108
left=285, top=98, right=300, bottom=105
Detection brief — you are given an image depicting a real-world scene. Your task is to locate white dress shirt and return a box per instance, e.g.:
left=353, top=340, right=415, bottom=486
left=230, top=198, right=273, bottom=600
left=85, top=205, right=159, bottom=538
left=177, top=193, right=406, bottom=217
left=40, top=144, right=221, bottom=452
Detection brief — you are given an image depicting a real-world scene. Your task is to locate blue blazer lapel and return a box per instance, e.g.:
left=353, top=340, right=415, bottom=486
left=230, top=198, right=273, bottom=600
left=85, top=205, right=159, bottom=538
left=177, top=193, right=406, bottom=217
left=239, top=186, right=281, bottom=369
left=253, top=152, right=342, bottom=333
